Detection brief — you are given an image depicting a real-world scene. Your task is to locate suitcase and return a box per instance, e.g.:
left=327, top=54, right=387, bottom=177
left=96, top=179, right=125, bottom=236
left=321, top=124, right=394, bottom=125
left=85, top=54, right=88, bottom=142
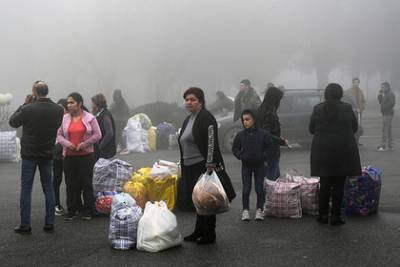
left=343, top=166, right=382, bottom=216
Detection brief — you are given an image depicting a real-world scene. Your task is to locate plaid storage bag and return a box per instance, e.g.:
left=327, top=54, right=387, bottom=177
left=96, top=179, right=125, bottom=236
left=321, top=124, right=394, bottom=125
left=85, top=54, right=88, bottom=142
left=108, top=204, right=143, bottom=250
left=0, top=131, right=19, bottom=162
left=343, top=166, right=382, bottom=216
left=280, top=174, right=320, bottom=216
left=264, top=179, right=302, bottom=219
left=93, top=158, right=133, bottom=194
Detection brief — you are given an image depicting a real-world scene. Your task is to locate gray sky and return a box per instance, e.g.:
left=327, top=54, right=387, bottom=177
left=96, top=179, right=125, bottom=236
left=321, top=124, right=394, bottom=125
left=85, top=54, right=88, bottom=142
left=0, top=0, right=399, bottom=108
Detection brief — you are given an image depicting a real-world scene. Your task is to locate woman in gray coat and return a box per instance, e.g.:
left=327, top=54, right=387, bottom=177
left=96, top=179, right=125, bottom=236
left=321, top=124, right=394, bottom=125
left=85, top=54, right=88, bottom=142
left=309, top=83, right=361, bottom=225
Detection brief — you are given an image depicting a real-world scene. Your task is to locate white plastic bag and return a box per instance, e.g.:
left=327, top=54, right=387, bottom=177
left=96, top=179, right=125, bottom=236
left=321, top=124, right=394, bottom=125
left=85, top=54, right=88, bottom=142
left=125, top=119, right=147, bottom=153
left=136, top=201, right=182, bottom=252
left=192, top=171, right=230, bottom=215
left=150, top=163, right=173, bottom=179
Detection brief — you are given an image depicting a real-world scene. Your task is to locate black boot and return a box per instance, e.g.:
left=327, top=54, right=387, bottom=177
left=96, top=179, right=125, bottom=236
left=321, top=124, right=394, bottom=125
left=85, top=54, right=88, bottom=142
left=184, top=215, right=202, bottom=242
left=330, top=215, right=345, bottom=226
left=196, top=215, right=216, bottom=245
left=316, top=214, right=329, bottom=224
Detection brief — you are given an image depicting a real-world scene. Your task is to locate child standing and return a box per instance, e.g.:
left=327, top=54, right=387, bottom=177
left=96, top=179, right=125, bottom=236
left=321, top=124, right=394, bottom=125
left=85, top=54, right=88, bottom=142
left=232, top=109, right=276, bottom=221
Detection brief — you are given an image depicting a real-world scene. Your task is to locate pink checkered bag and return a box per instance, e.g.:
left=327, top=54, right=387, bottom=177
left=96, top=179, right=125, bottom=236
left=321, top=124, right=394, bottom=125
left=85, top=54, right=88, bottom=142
left=280, top=173, right=320, bottom=216
left=264, top=179, right=302, bottom=219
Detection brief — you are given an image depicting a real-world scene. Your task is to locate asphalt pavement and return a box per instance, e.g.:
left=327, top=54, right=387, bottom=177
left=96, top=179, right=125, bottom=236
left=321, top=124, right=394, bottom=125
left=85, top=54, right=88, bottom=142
left=0, top=114, right=399, bottom=267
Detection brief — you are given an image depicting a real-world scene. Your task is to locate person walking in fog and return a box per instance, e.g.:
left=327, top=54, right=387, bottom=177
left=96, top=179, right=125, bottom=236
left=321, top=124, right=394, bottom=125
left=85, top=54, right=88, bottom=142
left=345, top=77, right=366, bottom=125
left=232, top=109, right=276, bottom=221
left=178, top=87, right=235, bottom=245
left=91, top=93, right=116, bottom=159
left=57, top=93, right=102, bottom=221
left=109, top=89, right=130, bottom=149
left=9, top=81, right=64, bottom=234
left=256, top=87, right=288, bottom=180
left=53, top=98, right=68, bottom=216
left=233, top=79, right=261, bottom=122
left=309, top=83, right=361, bottom=225
left=377, top=82, right=396, bottom=151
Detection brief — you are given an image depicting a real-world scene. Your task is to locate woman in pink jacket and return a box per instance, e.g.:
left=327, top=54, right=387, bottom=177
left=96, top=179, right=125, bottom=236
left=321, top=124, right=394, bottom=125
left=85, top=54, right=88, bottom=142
left=57, top=92, right=102, bottom=221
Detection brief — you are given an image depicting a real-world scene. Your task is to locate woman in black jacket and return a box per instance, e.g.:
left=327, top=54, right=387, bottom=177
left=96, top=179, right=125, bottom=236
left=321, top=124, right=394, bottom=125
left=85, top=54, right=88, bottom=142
left=178, top=87, right=235, bottom=245
left=256, top=87, right=287, bottom=180
left=309, top=83, right=361, bottom=225
left=91, top=93, right=116, bottom=159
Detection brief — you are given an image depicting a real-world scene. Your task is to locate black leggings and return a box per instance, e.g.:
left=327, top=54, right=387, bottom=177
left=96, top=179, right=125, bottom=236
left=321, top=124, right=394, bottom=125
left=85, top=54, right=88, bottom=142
left=64, top=154, right=95, bottom=214
left=53, top=159, right=63, bottom=206
left=319, top=176, right=346, bottom=217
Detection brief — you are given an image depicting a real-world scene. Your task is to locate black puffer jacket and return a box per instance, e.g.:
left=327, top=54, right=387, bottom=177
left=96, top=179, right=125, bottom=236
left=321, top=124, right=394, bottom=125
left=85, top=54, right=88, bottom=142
left=9, top=98, right=64, bottom=159
left=232, top=127, right=275, bottom=168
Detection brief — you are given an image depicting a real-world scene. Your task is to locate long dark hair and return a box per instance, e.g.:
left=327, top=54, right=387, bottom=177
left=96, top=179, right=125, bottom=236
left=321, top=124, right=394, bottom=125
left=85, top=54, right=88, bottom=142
left=258, top=86, right=283, bottom=114
left=68, top=92, right=89, bottom=112
left=323, top=83, right=343, bottom=121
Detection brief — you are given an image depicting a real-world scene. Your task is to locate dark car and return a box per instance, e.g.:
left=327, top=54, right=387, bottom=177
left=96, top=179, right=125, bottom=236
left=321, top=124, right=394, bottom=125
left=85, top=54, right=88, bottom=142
left=216, top=89, right=323, bottom=152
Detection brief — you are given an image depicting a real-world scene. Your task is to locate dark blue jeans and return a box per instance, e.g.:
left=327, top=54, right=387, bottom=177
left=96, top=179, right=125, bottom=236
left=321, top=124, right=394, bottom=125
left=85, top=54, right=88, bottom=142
left=20, top=159, right=55, bottom=226
left=242, top=165, right=266, bottom=210
left=265, top=154, right=281, bottom=181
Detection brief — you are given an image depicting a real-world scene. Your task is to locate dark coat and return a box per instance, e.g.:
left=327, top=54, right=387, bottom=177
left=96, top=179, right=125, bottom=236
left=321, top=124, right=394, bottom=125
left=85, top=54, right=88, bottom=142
left=309, top=100, right=361, bottom=177
left=232, top=127, right=274, bottom=168
left=233, top=88, right=261, bottom=122
left=95, top=108, right=116, bottom=159
left=9, top=98, right=64, bottom=160
left=178, top=108, right=236, bottom=201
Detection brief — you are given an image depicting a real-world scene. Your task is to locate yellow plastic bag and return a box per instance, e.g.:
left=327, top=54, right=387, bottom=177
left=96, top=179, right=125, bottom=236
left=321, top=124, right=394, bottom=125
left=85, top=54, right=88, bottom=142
left=148, top=127, right=157, bottom=152
left=123, top=180, right=148, bottom=209
left=145, top=175, right=178, bottom=210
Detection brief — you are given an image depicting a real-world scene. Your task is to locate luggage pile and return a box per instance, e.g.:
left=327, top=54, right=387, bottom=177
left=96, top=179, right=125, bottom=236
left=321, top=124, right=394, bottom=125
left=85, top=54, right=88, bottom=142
left=123, top=160, right=179, bottom=211
left=264, top=172, right=320, bottom=218
left=343, top=166, right=382, bottom=216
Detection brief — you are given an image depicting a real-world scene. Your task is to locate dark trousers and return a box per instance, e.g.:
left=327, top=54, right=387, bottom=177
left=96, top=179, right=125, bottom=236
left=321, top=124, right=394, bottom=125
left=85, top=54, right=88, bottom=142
left=64, top=154, right=95, bottom=214
left=319, top=176, right=346, bottom=217
left=179, top=160, right=216, bottom=238
left=178, top=161, right=206, bottom=212
left=242, top=165, right=265, bottom=210
left=53, top=159, right=63, bottom=206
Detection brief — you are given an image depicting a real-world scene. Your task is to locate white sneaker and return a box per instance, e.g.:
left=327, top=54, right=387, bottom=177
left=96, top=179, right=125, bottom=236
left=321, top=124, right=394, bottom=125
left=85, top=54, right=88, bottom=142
left=255, top=209, right=264, bottom=221
left=241, top=210, right=250, bottom=221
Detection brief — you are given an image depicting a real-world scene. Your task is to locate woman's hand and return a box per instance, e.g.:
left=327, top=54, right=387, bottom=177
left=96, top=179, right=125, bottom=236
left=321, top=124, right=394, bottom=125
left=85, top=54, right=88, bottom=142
left=76, top=143, right=85, bottom=151
left=68, top=143, right=77, bottom=151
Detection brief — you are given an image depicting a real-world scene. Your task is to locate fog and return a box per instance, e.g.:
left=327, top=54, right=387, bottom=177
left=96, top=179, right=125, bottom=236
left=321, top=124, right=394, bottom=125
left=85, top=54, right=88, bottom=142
left=0, top=0, right=399, bottom=109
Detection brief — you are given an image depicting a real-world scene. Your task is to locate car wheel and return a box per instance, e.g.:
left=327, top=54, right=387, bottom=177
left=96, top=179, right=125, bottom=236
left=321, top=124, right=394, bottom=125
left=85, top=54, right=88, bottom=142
left=223, top=127, right=241, bottom=153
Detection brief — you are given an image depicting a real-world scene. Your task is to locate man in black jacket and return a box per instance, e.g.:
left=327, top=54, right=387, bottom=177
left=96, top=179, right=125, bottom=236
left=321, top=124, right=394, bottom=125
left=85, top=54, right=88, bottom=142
left=9, top=81, right=64, bottom=234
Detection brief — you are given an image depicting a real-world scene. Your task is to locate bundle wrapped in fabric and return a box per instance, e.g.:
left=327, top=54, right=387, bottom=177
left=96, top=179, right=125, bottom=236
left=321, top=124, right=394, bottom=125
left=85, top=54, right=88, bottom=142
left=111, top=193, right=137, bottom=216
left=147, top=127, right=157, bottom=152
left=192, top=171, right=230, bottom=215
left=0, top=131, right=19, bottom=162
left=93, top=158, right=133, bottom=194
left=108, top=197, right=143, bottom=250
left=264, top=179, right=302, bottom=219
left=136, top=201, right=182, bottom=252
left=95, top=191, right=118, bottom=214
left=131, top=113, right=152, bottom=130
left=343, top=166, right=382, bottom=216
left=123, top=180, right=148, bottom=209
left=124, top=119, right=150, bottom=153
left=279, top=173, right=320, bottom=216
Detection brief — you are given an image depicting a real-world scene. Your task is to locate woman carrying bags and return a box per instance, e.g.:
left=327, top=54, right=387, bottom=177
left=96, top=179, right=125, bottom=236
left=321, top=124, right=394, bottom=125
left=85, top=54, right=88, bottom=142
left=177, top=87, right=235, bottom=245
left=57, top=92, right=102, bottom=221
